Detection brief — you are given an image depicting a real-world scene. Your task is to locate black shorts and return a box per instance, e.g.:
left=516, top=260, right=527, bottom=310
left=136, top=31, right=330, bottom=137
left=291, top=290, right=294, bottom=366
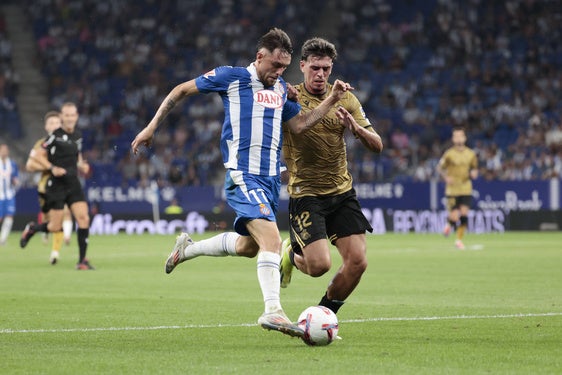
left=38, top=192, right=50, bottom=213
left=45, top=176, right=86, bottom=210
left=288, top=188, right=372, bottom=255
left=446, top=195, right=472, bottom=211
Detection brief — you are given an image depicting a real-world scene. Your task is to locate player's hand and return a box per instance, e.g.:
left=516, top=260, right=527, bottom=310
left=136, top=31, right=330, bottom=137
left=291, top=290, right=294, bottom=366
left=51, top=166, right=66, bottom=177
left=78, top=160, right=90, bottom=175
left=330, top=79, right=353, bottom=101
left=287, top=83, right=299, bottom=102
left=336, top=107, right=360, bottom=132
left=131, top=125, right=156, bottom=154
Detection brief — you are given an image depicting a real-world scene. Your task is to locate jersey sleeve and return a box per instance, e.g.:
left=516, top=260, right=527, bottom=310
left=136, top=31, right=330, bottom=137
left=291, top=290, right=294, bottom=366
left=347, top=93, right=372, bottom=128
left=42, top=133, right=56, bottom=150
left=74, top=129, right=83, bottom=152
left=470, top=151, right=478, bottom=169
left=282, top=99, right=301, bottom=122
left=32, top=139, right=44, bottom=151
left=195, top=66, right=234, bottom=93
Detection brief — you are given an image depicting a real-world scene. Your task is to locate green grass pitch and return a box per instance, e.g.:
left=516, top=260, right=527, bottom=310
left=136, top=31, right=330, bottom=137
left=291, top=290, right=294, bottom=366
left=1, top=231, right=561, bottom=374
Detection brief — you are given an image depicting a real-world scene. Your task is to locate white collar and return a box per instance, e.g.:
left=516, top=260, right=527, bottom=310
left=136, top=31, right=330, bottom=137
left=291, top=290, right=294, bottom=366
left=247, top=63, right=259, bottom=82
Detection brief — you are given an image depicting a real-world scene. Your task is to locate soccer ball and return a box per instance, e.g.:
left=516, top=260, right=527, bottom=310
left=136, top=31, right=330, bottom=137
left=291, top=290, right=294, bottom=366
left=297, top=306, right=339, bottom=346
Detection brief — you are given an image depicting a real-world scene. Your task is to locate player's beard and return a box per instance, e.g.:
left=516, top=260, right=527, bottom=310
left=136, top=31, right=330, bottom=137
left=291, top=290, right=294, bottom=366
left=307, top=80, right=327, bottom=95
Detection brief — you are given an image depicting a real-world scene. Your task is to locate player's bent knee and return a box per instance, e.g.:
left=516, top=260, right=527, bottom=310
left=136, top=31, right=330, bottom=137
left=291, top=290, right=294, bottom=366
left=356, top=258, right=368, bottom=274
left=237, top=247, right=259, bottom=258
left=347, top=256, right=368, bottom=275
left=308, top=262, right=331, bottom=277
left=76, top=215, right=90, bottom=228
left=235, top=236, right=259, bottom=258
left=48, top=224, right=63, bottom=232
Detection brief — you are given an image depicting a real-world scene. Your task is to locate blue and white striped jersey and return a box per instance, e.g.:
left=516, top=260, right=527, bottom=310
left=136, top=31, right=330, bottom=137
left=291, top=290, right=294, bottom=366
left=0, top=157, right=18, bottom=200
left=195, top=63, right=301, bottom=176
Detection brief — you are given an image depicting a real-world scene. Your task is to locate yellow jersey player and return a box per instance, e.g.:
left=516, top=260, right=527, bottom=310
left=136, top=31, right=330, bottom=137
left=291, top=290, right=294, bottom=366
left=437, top=127, right=478, bottom=249
left=280, top=37, right=383, bottom=316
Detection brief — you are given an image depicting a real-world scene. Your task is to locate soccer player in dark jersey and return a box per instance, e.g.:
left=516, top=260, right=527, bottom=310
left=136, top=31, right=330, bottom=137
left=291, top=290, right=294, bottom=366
left=279, top=38, right=383, bottom=316
left=437, top=127, right=478, bottom=249
left=26, top=111, right=68, bottom=264
left=132, top=28, right=350, bottom=338
left=20, top=102, right=93, bottom=270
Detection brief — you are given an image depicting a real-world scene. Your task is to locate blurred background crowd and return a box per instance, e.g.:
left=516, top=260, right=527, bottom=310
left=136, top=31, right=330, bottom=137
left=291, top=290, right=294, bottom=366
left=1, top=0, right=560, bottom=188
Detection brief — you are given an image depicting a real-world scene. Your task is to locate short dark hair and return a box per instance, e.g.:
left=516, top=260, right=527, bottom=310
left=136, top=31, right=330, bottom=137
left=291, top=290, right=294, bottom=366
left=44, top=111, right=60, bottom=122
left=301, top=37, right=338, bottom=61
left=257, top=28, right=293, bottom=55
left=61, top=102, right=77, bottom=110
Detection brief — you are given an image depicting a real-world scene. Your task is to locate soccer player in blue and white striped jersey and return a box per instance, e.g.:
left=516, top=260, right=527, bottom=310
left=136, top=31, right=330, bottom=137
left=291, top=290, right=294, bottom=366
left=0, top=143, right=19, bottom=245
left=132, top=28, right=351, bottom=338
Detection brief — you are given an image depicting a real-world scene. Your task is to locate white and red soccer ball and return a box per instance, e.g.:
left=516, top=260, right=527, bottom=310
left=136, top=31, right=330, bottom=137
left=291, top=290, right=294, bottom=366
left=297, top=305, right=339, bottom=346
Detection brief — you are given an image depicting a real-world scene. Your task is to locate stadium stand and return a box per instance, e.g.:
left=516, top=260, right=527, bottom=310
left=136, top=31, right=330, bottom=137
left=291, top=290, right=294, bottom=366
left=0, top=8, right=22, bottom=139
left=16, top=0, right=562, bottom=186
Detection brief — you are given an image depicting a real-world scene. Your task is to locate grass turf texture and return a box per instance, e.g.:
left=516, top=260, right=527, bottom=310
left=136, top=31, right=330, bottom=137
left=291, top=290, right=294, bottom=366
left=1, top=231, right=561, bottom=374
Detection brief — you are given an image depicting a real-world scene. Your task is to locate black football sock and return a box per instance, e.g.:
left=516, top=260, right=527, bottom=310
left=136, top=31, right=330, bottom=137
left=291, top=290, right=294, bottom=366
left=35, top=222, right=49, bottom=233
left=319, top=292, right=345, bottom=314
left=77, top=228, right=89, bottom=263
left=448, top=219, right=457, bottom=231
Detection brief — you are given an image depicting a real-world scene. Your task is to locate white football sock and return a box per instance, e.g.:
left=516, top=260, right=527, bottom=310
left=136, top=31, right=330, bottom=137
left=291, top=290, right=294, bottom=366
left=257, top=251, right=282, bottom=314
left=0, top=216, right=13, bottom=243
left=62, top=219, right=73, bottom=241
left=184, top=232, right=239, bottom=259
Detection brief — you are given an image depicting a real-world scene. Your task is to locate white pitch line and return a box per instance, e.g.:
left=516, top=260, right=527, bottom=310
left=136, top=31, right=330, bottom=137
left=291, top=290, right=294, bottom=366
left=1, top=312, right=560, bottom=335
left=343, top=312, right=562, bottom=323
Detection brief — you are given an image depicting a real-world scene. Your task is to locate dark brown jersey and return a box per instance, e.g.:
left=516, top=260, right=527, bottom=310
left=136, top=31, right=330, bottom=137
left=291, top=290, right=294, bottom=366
left=438, top=146, right=478, bottom=196
left=283, top=82, right=373, bottom=197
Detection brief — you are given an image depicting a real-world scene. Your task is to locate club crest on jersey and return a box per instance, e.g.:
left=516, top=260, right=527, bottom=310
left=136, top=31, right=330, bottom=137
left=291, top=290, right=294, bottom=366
left=203, top=69, right=216, bottom=78
left=274, top=81, right=286, bottom=95
left=254, top=90, right=283, bottom=109
left=258, top=203, right=271, bottom=216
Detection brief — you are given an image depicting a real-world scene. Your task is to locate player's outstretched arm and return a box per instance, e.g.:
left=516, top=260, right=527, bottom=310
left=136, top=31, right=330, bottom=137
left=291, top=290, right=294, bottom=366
left=286, top=79, right=352, bottom=134
left=336, top=107, right=383, bottom=153
left=131, top=80, right=199, bottom=153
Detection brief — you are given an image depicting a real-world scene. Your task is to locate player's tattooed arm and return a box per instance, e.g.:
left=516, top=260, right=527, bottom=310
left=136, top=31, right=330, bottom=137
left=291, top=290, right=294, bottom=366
left=132, top=79, right=199, bottom=153
left=152, top=97, right=177, bottom=126
left=151, top=80, right=199, bottom=130
left=163, top=97, right=176, bottom=116
left=287, top=79, right=352, bottom=134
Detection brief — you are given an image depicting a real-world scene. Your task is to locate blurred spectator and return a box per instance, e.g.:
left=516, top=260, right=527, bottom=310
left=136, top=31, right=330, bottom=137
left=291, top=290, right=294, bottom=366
left=164, top=197, right=183, bottom=215
left=545, top=123, right=562, bottom=148
left=16, top=0, right=562, bottom=185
